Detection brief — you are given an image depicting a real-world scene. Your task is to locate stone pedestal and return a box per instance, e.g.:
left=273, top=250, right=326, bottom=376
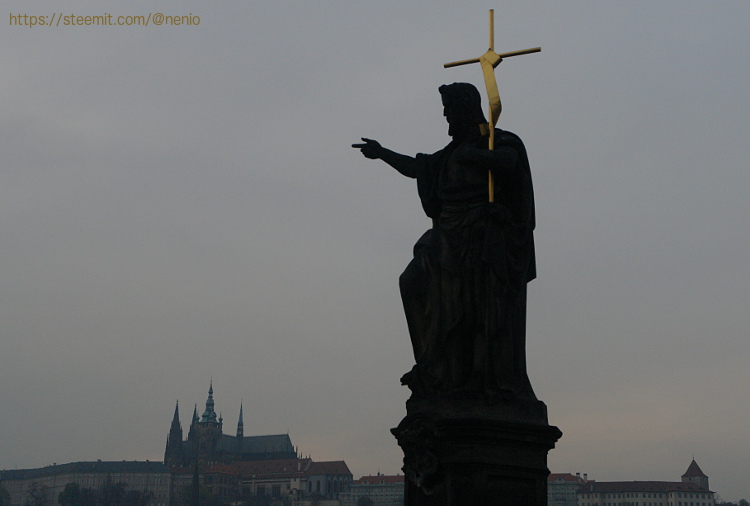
left=392, top=394, right=561, bottom=506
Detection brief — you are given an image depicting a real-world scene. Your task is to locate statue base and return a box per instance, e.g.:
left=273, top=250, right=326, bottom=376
left=392, top=394, right=561, bottom=506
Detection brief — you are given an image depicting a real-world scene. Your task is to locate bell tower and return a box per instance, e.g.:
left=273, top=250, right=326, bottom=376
left=195, top=381, right=223, bottom=461
left=682, top=458, right=709, bottom=490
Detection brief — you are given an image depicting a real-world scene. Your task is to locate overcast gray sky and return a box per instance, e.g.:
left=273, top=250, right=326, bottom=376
left=1, top=1, right=749, bottom=501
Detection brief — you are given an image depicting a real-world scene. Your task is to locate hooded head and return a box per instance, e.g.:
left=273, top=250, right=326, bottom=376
left=438, top=82, right=487, bottom=138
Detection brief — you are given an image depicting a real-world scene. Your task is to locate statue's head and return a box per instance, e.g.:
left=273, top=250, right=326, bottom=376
left=439, top=83, right=487, bottom=135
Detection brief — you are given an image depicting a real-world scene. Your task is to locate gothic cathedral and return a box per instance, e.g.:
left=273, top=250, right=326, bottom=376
left=164, top=382, right=297, bottom=468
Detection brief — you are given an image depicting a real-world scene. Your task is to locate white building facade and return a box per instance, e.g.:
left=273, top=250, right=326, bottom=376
left=339, top=473, right=405, bottom=506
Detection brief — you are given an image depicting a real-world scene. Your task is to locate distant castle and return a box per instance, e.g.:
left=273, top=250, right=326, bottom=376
left=164, top=381, right=297, bottom=468
left=1, top=382, right=351, bottom=506
left=548, top=458, right=714, bottom=506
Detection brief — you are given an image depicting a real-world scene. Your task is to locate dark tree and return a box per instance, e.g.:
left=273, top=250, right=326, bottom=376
left=24, top=482, right=49, bottom=506
left=58, top=483, right=82, bottom=506
left=199, top=489, right=229, bottom=506
left=0, top=485, right=11, bottom=506
left=244, top=494, right=271, bottom=506
left=121, top=489, right=154, bottom=506
left=96, top=480, right=126, bottom=506
left=78, top=488, right=96, bottom=506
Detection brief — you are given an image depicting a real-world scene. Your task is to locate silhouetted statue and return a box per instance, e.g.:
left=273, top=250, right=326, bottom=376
left=353, top=83, right=537, bottom=402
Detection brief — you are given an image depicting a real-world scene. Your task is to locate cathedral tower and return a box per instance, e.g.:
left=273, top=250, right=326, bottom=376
left=164, top=382, right=297, bottom=469
left=195, top=381, right=223, bottom=460
left=164, top=401, right=185, bottom=466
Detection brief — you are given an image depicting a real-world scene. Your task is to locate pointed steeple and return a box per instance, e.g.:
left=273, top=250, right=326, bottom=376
left=682, top=458, right=709, bottom=490
left=201, top=380, right=218, bottom=423
left=188, top=404, right=199, bottom=441
left=165, top=400, right=185, bottom=466
left=170, top=401, right=182, bottom=432
left=682, top=458, right=707, bottom=478
left=237, top=403, right=244, bottom=439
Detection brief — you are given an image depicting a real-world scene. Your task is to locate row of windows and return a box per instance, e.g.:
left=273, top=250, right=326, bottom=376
left=581, top=492, right=711, bottom=504
left=583, top=492, right=711, bottom=499
left=255, top=484, right=283, bottom=497
left=582, top=501, right=712, bottom=506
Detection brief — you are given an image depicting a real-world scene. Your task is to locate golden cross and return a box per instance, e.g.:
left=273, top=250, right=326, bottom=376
left=444, top=9, right=540, bottom=202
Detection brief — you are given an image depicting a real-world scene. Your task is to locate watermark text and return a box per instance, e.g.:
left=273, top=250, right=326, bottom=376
left=9, top=12, right=201, bottom=28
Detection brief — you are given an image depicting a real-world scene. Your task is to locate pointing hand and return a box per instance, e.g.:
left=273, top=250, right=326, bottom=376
left=352, top=138, right=384, bottom=160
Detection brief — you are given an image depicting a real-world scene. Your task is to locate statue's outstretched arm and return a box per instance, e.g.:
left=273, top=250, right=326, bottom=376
left=352, top=138, right=417, bottom=179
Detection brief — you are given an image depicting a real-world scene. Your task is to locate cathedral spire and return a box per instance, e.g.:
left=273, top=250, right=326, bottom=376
left=165, top=400, right=184, bottom=466
left=201, top=380, right=218, bottom=423
left=170, top=401, right=182, bottom=431
left=237, top=402, right=244, bottom=439
left=188, top=404, right=199, bottom=442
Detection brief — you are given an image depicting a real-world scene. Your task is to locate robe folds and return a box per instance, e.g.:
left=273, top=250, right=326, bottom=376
left=399, top=129, right=537, bottom=400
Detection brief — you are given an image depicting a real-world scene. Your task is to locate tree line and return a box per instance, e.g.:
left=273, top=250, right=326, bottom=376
left=57, top=481, right=153, bottom=506
left=0, top=480, right=153, bottom=506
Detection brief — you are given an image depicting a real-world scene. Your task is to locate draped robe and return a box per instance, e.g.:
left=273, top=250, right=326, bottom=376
left=399, top=129, right=537, bottom=400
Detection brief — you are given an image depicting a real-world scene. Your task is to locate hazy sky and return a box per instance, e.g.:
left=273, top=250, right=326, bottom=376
left=1, top=1, right=749, bottom=502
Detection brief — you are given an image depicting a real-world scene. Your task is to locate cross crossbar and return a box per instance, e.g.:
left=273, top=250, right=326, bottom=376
left=443, top=9, right=540, bottom=202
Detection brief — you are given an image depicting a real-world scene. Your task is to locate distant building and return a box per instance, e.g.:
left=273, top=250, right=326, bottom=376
left=339, top=473, right=405, bottom=506
left=162, top=382, right=353, bottom=504
left=571, top=459, right=714, bottom=506
left=548, top=472, right=587, bottom=506
left=201, top=457, right=352, bottom=504
left=0, top=460, right=171, bottom=506
left=0, top=383, right=353, bottom=506
left=164, top=382, right=298, bottom=468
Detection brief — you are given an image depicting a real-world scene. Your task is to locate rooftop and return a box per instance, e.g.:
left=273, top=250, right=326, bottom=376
left=0, top=461, right=169, bottom=481
left=203, top=458, right=351, bottom=480
left=355, top=475, right=405, bottom=485
left=683, top=459, right=708, bottom=478
left=581, top=481, right=712, bottom=494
